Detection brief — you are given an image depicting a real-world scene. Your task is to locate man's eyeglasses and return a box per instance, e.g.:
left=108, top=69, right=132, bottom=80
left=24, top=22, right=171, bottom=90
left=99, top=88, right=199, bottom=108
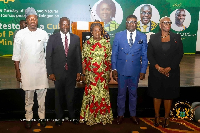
left=162, top=21, right=172, bottom=25
left=140, top=11, right=151, bottom=15
left=126, top=21, right=137, bottom=24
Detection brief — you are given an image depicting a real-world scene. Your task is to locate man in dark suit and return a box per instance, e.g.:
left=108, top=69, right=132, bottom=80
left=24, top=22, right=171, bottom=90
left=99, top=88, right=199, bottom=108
left=46, top=17, right=82, bottom=126
left=111, top=15, right=148, bottom=125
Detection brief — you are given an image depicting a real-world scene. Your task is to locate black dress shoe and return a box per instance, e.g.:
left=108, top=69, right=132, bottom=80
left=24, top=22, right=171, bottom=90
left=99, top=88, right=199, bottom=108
left=39, top=119, right=46, bottom=127
left=72, top=119, right=79, bottom=125
left=25, top=121, right=32, bottom=129
left=55, top=119, right=62, bottom=126
left=117, top=116, right=124, bottom=125
left=130, top=116, right=139, bottom=125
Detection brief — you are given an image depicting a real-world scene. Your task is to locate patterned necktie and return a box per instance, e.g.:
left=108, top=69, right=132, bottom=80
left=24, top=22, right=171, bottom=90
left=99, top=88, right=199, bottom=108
left=142, top=25, right=148, bottom=32
left=129, top=32, right=133, bottom=47
left=65, top=35, right=68, bottom=70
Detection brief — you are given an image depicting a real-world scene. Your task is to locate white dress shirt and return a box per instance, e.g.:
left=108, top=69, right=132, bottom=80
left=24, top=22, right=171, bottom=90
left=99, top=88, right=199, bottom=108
left=12, top=27, right=49, bottom=90
left=60, top=31, right=70, bottom=49
left=127, top=29, right=136, bottom=44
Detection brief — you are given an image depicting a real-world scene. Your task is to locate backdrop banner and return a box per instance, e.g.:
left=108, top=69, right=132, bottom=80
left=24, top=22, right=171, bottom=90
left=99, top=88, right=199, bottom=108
left=0, top=0, right=200, bottom=55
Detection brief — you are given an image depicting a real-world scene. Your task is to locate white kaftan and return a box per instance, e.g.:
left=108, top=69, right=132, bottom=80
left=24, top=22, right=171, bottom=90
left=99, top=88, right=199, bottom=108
left=12, top=27, right=49, bottom=90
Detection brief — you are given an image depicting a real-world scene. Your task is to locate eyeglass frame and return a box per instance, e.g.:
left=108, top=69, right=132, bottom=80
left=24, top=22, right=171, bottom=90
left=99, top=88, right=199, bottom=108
left=140, top=11, right=152, bottom=15
left=161, top=21, right=172, bottom=25
left=126, top=21, right=137, bottom=24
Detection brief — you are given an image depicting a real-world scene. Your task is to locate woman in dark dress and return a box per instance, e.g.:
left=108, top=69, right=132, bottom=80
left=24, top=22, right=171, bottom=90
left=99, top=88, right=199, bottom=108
left=147, top=17, right=183, bottom=128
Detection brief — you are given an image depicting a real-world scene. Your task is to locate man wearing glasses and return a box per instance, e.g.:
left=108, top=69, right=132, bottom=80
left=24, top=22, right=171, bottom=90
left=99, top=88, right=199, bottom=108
left=171, top=9, right=187, bottom=31
left=137, top=4, right=158, bottom=32
left=111, top=15, right=148, bottom=125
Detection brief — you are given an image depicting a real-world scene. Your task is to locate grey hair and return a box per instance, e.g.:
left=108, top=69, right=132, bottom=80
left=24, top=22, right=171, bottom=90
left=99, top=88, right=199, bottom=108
left=140, top=4, right=152, bottom=13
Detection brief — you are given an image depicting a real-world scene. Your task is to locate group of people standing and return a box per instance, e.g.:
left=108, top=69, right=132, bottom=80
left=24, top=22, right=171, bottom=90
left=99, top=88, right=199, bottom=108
left=12, top=7, right=183, bottom=129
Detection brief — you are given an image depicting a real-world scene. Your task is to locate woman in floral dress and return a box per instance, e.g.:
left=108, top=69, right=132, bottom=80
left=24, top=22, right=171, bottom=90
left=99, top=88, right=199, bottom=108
left=80, top=23, right=113, bottom=126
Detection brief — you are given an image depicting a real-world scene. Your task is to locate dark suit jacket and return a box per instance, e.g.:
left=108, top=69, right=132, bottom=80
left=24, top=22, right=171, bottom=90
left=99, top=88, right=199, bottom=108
left=147, top=31, right=183, bottom=78
left=46, top=32, right=82, bottom=80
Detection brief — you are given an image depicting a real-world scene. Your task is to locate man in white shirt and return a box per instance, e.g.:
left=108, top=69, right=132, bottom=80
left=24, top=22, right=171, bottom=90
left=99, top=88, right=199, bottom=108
left=12, top=7, right=49, bottom=129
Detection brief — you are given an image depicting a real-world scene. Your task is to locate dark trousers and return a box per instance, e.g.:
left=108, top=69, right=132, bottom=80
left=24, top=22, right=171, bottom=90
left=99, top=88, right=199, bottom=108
left=117, top=74, right=139, bottom=117
left=54, top=70, right=76, bottom=119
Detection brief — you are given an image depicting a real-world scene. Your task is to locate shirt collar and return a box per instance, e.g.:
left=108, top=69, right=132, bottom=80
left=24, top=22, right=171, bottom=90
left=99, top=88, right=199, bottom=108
left=60, top=31, right=70, bottom=38
left=127, top=29, right=136, bottom=36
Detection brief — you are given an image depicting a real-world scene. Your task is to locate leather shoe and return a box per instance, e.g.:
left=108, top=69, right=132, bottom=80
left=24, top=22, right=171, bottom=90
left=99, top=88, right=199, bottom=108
left=55, top=119, right=62, bottom=126
left=154, top=116, right=159, bottom=127
left=39, top=119, right=46, bottom=127
left=72, top=119, right=79, bottom=125
left=117, top=116, right=124, bottom=125
left=130, top=116, right=139, bottom=125
left=25, top=121, right=32, bottom=129
left=162, top=117, right=170, bottom=128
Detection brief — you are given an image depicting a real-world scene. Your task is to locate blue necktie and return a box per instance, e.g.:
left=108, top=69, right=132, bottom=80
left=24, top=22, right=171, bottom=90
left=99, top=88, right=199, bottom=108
left=129, top=32, right=133, bottom=47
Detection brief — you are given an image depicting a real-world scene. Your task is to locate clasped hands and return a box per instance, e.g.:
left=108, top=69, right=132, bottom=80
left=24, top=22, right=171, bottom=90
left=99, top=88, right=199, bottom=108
left=156, top=64, right=171, bottom=77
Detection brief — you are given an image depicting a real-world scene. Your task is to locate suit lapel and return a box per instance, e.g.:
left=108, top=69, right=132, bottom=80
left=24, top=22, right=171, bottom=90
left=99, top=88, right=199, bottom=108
left=122, top=30, right=129, bottom=54
left=155, top=32, right=162, bottom=53
left=56, top=33, right=65, bottom=56
left=69, top=33, right=74, bottom=51
left=133, top=31, right=140, bottom=45
left=165, top=32, right=176, bottom=56
left=68, top=33, right=76, bottom=56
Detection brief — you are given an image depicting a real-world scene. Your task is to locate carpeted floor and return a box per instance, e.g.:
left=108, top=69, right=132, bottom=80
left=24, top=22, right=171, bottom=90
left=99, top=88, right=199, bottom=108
left=0, top=118, right=200, bottom=133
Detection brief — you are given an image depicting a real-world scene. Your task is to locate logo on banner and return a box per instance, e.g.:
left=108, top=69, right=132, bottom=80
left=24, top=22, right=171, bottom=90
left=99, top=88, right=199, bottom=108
left=0, top=0, right=15, bottom=4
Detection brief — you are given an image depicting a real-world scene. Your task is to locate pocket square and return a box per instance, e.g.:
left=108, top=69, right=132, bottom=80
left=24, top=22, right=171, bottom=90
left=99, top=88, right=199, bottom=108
left=138, top=39, right=143, bottom=44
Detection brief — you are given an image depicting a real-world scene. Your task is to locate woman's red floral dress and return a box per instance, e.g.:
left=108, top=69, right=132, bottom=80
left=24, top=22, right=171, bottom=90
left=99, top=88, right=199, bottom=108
left=80, top=37, right=113, bottom=126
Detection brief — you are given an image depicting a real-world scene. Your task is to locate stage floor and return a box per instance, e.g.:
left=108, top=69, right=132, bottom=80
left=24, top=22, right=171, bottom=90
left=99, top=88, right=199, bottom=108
left=0, top=54, right=200, bottom=89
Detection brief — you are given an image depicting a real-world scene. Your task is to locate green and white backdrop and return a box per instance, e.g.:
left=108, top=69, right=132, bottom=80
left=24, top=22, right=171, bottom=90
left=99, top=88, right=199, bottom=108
left=0, top=0, right=200, bottom=56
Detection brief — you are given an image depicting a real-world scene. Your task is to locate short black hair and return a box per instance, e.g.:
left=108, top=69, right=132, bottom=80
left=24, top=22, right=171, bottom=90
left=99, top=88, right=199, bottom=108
left=59, top=17, right=70, bottom=24
left=96, top=0, right=116, bottom=18
left=90, top=22, right=103, bottom=35
left=126, top=15, right=137, bottom=21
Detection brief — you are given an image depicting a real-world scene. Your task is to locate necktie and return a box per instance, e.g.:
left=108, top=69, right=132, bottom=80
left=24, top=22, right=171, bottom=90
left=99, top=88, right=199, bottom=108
left=142, top=25, right=148, bottom=32
left=129, top=32, right=133, bottom=47
left=65, top=35, right=68, bottom=70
